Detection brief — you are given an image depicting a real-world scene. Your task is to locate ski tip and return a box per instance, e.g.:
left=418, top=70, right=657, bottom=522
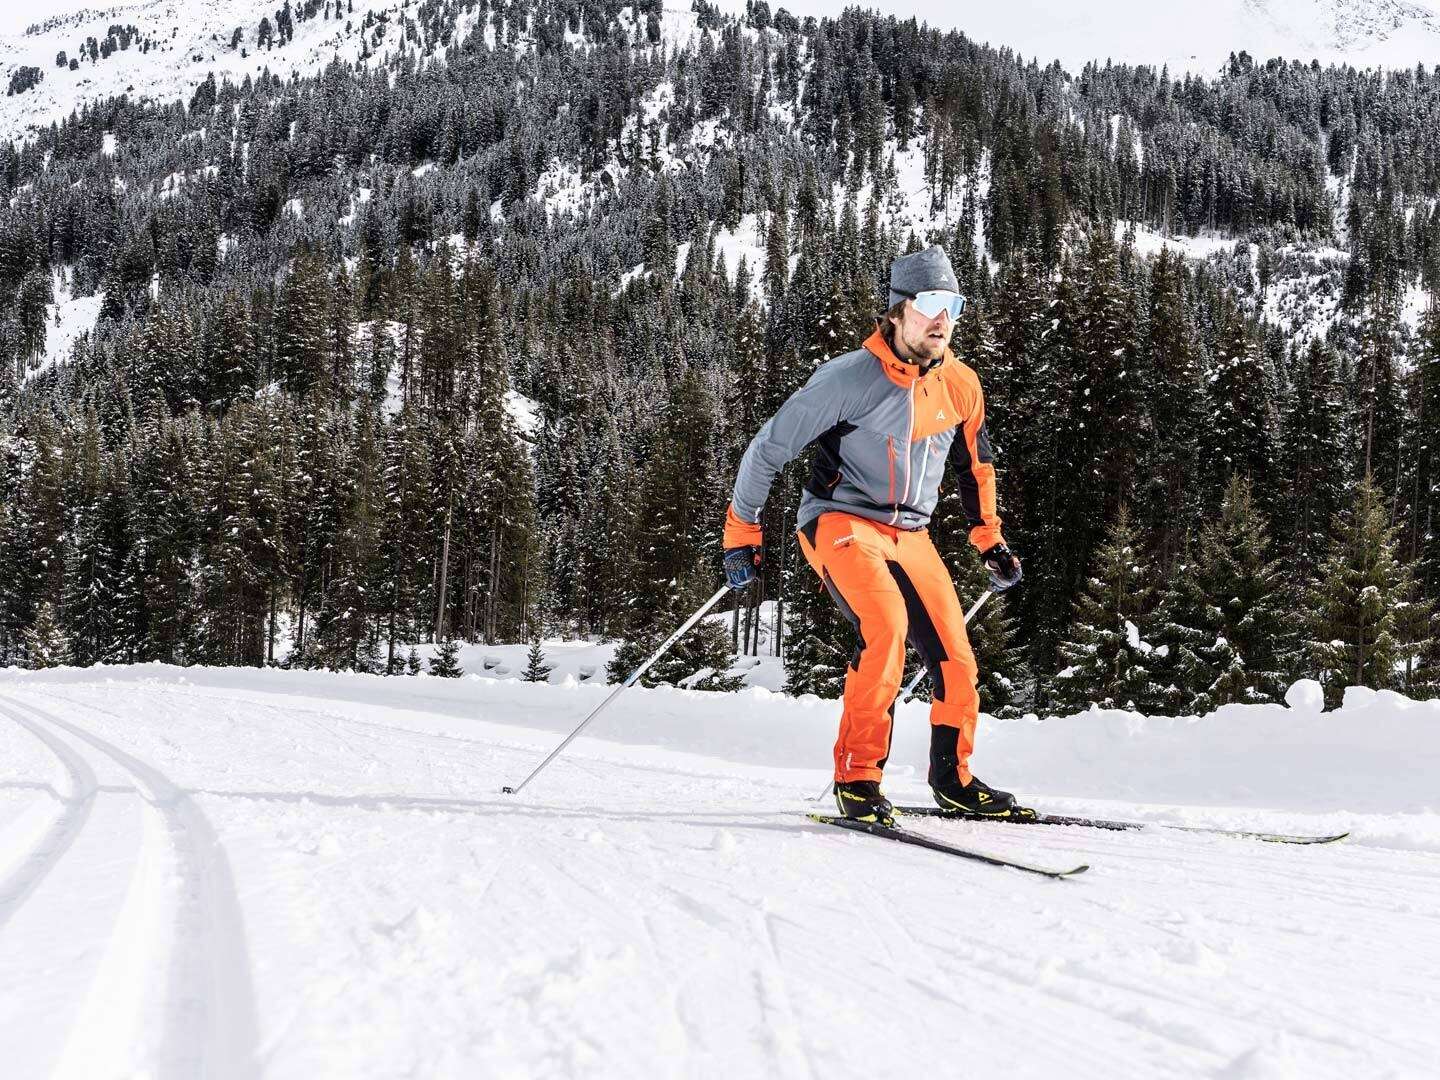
left=1296, top=832, right=1350, bottom=844
left=1057, top=864, right=1090, bottom=878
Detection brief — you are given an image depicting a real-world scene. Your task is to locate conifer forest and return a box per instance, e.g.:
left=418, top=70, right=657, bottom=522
left=3, top=0, right=1440, bottom=713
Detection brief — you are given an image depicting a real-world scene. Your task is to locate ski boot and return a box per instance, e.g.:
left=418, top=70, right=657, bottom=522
left=929, top=725, right=1035, bottom=820
left=833, top=780, right=895, bottom=827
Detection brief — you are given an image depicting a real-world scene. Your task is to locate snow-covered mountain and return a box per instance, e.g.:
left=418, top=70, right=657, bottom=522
left=778, top=0, right=1440, bottom=74
left=0, top=0, right=425, bottom=136
left=4, top=0, right=1440, bottom=143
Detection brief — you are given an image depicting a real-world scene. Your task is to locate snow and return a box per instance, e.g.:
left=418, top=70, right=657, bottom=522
left=717, top=0, right=1440, bottom=74
left=1118, top=220, right=1242, bottom=262
left=26, top=269, right=102, bottom=380
left=338, top=187, right=372, bottom=228
left=503, top=389, right=542, bottom=438
left=155, top=164, right=218, bottom=201
left=100, top=131, right=116, bottom=156
left=711, top=214, right=767, bottom=295
left=1, top=663, right=1439, bottom=1076
left=1400, top=280, right=1431, bottom=331
left=0, top=0, right=412, bottom=138
left=1285, top=678, right=1325, bottom=713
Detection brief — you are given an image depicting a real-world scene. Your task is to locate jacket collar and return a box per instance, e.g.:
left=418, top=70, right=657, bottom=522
left=863, top=329, right=949, bottom=388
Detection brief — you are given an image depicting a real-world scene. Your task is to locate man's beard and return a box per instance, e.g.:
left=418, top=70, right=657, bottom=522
left=901, top=326, right=948, bottom=362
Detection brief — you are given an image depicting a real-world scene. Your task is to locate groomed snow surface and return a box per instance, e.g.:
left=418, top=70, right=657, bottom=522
left=0, top=665, right=1438, bottom=1078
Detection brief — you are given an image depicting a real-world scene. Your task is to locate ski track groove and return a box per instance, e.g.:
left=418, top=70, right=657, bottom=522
left=16, top=679, right=1440, bottom=1076
left=1, top=693, right=261, bottom=1079
left=0, top=698, right=99, bottom=932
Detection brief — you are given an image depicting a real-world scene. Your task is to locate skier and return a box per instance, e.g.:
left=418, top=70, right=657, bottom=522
left=722, top=246, right=1026, bottom=827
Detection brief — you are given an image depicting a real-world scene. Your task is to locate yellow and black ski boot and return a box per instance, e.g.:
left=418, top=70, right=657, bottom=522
left=929, top=725, right=1035, bottom=819
left=834, top=781, right=895, bottom=827
left=930, top=773, right=1035, bottom=819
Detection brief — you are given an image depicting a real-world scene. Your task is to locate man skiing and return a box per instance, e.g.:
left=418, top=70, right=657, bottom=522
left=722, top=246, right=1025, bottom=828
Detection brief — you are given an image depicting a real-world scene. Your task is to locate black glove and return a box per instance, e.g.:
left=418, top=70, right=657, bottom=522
left=980, top=543, right=1023, bottom=592
left=724, top=546, right=762, bottom=590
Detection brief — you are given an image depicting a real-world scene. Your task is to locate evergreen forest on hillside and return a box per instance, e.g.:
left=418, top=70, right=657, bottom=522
left=2, top=0, right=1440, bottom=711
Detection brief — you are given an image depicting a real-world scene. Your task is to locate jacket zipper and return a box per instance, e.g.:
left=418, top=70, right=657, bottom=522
left=886, top=435, right=896, bottom=510
left=914, top=434, right=930, bottom=507
left=894, top=383, right=915, bottom=524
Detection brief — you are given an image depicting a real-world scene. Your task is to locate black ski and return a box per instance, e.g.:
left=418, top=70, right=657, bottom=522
left=806, top=814, right=1089, bottom=878
left=892, top=806, right=1348, bottom=845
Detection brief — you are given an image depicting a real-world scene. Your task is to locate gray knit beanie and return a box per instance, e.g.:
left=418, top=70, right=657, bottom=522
left=888, top=246, right=960, bottom=308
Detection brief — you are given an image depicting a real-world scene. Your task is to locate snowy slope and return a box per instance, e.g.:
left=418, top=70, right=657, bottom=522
left=0, top=0, right=414, bottom=137
left=1, top=664, right=1438, bottom=1077
left=5, top=0, right=1440, bottom=149
left=749, top=0, right=1440, bottom=73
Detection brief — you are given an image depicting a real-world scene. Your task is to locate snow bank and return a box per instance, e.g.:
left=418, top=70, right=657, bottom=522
left=5, top=663, right=1437, bottom=821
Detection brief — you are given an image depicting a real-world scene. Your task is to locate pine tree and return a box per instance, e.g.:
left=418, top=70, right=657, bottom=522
left=606, top=613, right=743, bottom=691
left=1306, top=476, right=1434, bottom=707
left=1208, top=299, right=1274, bottom=500
left=781, top=561, right=852, bottom=698
left=1136, top=249, right=1205, bottom=567
left=1412, top=299, right=1440, bottom=605
left=522, top=634, right=553, bottom=683
left=274, top=251, right=331, bottom=398
left=429, top=638, right=463, bottom=678
left=1051, top=506, right=1165, bottom=714
left=1277, top=338, right=1348, bottom=567
left=23, top=601, right=71, bottom=669
left=1153, top=476, right=1294, bottom=713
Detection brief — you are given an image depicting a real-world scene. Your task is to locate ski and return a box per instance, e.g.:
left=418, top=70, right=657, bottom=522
left=891, top=806, right=1349, bottom=845
left=806, top=814, right=1089, bottom=878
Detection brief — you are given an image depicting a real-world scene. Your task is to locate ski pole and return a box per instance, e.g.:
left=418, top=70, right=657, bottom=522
left=811, top=588, right=993, bottom=802
left=502, top=584, right=732, bottom=795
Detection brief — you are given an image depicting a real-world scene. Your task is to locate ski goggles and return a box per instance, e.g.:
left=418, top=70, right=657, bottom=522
left=899, top=289, right=967, bottom=321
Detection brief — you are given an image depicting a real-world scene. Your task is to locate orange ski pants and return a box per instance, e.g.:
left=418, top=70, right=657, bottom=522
left=796, top=512, right=980, bottom=785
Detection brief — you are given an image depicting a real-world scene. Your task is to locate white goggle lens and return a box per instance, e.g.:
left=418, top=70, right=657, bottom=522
left=911, top=290, right=966, bottom=320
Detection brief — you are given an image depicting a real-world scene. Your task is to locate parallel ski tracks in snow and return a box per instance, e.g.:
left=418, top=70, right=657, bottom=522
left=0, top=693, right=259, bottom=1079
left=0, top=699, right=99, bottom=931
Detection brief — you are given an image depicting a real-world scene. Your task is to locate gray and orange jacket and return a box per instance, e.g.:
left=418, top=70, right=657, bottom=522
left=724, top=329, right=1004, bottom=553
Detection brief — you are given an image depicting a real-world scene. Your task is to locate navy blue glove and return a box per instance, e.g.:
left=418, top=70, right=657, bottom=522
left=980, top=543, right=1023, bottom=592
left=724, top=546, right=762, bottom=590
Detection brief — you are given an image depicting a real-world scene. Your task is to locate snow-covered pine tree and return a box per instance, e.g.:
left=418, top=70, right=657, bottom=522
left=522, top=634, right=553, bottom=683
left=1051, top=506, right=1165, bottom=714
left=274, top=251, right=332, bottom=399
left=1305, top=475, right=1433, bottom=707
left=1276, top=338, right=1349, bottom=568
left=23, top=601, right=71, bottom=669
left=607, top=368, right=740, bottom=691
left=1208, top=297, right=1274, bottom=504
left=1136, top=248, right=1205, bottom=568
left=1148, top=544, right=1209, bottom=715
left=429, top=638, right=463, bottom=678
left=1413, top=299, right=1440, bottom=605
left=781, top=556, right=852, bottom=698
left=1153, top=476, right=1294, bottom=713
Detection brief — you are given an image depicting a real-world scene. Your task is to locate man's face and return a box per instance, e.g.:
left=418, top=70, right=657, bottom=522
left=891, top=299, right=954, bottom=362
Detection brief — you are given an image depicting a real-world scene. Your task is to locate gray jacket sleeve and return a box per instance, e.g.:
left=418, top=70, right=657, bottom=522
left=730, top=361, right=850, bottom=524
